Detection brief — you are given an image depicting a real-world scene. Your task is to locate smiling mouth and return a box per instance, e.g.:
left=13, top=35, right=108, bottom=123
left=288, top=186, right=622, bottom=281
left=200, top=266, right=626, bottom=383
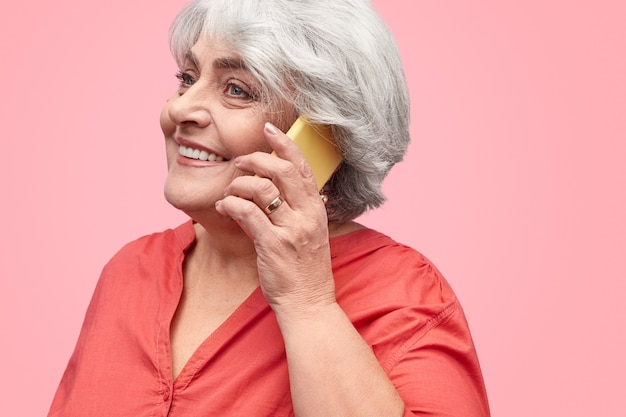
left=178, top=145, right=228, bottom=162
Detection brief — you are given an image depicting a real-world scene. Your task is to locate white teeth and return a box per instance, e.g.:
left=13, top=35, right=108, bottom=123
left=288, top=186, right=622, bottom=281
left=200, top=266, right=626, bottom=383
left=178, top=145, right=226, bottom=162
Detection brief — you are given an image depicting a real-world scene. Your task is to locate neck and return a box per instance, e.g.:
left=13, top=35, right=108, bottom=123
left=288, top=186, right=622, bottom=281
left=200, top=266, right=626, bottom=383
left=187, top=211, right=363, bottom=269
left=328, top=220, right=365, bottom=238
left=181, top=218, right=258, bottom=292
left=191, top=215, right=257, bottom=260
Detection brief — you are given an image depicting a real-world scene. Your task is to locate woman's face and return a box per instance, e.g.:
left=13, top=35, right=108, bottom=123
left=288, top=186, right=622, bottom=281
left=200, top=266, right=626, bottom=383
left=160, top=37, right=295, bottom=218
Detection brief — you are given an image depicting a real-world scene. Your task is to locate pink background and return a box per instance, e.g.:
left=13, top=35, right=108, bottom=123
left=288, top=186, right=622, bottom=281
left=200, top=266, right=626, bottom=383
left=1, top=1, right=624, bottom=415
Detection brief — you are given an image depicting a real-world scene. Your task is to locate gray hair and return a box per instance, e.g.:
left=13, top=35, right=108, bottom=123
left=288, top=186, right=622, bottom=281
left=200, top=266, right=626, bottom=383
left=169, top=0, right=410, bottom=222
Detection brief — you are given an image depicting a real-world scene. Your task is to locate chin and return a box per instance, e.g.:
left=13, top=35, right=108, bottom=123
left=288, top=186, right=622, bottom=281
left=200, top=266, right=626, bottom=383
left=163, top=178, right=217, bottom=214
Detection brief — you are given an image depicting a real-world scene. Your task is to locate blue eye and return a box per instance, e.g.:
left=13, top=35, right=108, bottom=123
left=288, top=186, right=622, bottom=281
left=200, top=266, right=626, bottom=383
left=175, top=71, right=196, bottom=87
left=227, top=84, right=248, bottom=97
left=225, top=82, right=259, bottom=101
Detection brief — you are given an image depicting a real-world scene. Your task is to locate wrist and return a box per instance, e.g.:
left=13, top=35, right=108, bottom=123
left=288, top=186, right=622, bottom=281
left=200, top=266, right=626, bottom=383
left=271, top=294, right=339, bottom=329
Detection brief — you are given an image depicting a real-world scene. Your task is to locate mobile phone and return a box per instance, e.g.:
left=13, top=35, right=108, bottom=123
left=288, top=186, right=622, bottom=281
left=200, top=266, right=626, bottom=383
left=278, top=116, right=342, bottom=191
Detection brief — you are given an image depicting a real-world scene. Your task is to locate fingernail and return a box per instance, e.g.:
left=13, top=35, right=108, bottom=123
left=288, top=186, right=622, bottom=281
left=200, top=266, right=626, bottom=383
left=265, top=122, right=279, bottom=135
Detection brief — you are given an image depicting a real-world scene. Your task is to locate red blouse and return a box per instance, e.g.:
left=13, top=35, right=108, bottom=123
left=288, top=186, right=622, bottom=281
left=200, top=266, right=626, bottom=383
left=48, top=220, right=489, bottom=416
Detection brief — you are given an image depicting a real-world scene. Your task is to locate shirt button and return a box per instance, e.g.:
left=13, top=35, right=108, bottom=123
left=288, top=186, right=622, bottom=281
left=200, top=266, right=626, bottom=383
left=163, top=390, right=170, bottom=401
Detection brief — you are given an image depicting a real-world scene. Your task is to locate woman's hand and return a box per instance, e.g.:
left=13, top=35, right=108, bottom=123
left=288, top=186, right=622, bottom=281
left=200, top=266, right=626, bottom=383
left=215, top=122, right=336, bottom=317
left=216, top=122, right=404, bottom=417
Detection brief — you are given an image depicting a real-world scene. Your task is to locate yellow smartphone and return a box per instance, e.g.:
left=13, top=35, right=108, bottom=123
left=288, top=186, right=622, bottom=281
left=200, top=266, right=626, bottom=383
left=277, top=116, right=342, bottom=191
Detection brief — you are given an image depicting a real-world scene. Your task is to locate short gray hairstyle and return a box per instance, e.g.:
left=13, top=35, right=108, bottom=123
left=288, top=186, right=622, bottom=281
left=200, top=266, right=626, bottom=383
left=170, top=0, right=411, bottom=222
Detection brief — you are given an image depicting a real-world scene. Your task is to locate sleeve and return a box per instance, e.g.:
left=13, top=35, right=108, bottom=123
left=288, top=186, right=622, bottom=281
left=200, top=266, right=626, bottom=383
left=390, top=303, right=491, bottom=417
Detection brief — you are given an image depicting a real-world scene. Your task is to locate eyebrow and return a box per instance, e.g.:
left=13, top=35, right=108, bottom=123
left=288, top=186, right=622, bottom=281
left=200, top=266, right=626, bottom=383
left=184, top=51, right=248, bottom=72
left=213, top=57, right=248, bottom=71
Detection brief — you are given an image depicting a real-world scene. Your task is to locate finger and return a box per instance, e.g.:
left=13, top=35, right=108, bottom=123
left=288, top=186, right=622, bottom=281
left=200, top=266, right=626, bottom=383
left=215, top=195, right=287, bottom=238
left=224, top=175, right=282, bottom=212
left=234, top=152, right=320, bottom=214
left=234, top=123, right=320, bottom=209
left=224, top=175, right=296, bottom=226
left=263, top=122, right=311, bottom=172
left=265, top=123, right=319, bottom=193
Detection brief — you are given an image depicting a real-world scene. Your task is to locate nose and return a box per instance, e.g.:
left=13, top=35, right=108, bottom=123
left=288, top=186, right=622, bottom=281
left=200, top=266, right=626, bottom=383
left=166, top=84, right=212, bottom=128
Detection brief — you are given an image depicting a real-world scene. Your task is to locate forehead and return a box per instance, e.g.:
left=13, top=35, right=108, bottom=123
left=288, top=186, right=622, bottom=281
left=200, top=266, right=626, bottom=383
left=185, top=37, right=248, bottom=72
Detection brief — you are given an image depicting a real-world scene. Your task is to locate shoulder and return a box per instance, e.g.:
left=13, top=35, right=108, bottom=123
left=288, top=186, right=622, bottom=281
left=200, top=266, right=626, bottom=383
left=332, top=229, right=490, bottom=414
left=331, top=228, right=456, bottom=307
left=331, top=228, right=464, bottom=363
left=104, top=220, right=195, bottom=268
left=83, top=220, right=194, bottom=312
left=93, top=220, right=195, bottom=293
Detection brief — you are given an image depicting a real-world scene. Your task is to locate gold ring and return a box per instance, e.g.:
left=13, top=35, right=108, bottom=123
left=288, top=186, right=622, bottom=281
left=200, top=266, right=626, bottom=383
left=263, top=196, right=284, bottom=215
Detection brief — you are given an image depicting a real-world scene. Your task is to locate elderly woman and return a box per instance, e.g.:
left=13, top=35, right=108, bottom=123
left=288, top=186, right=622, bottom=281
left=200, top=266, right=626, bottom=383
left=48, top=0, right=489, bottom=416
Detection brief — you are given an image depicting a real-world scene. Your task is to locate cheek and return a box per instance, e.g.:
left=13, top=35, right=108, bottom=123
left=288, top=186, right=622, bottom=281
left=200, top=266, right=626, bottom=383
left=275, top=109, right=298, bottom=133
left=267, top=99, right=297, bottom=132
